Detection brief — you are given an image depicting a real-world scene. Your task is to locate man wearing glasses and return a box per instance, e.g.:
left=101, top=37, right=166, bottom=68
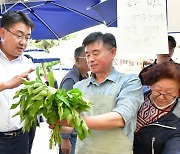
left=0, top=11, right=34, bottom=154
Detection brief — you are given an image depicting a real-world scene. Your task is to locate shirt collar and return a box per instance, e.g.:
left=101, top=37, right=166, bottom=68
left=0, top=49, right=8, bottom=60
left=0, top=49, right=23, bottom=62
left=87, top=68, right=122, bottom=86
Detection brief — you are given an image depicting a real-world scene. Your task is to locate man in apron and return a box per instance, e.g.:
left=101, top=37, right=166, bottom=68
left=59, top=32, right=144, bottom=154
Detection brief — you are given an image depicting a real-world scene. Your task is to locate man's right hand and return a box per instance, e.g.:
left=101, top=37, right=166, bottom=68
left=60, top=138, right=72, bottom=154
left=7, top=68, right=34, bottom=88
left=0, top=68, right=34, bottom=91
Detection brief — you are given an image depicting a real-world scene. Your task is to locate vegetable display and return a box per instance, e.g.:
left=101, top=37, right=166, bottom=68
left=11, top=69, right=92, bottom=149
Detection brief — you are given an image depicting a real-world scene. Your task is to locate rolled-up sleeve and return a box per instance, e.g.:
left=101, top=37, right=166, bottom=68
left=112, top=74, right=144, bottom=125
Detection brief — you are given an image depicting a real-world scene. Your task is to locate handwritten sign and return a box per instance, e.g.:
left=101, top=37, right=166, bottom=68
left=117, top=0, right=168, bottom=54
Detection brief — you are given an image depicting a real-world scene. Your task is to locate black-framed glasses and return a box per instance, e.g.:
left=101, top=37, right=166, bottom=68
left=151, top=90, right=177, bottom=101
left=5, top=28, right=31, bottom=42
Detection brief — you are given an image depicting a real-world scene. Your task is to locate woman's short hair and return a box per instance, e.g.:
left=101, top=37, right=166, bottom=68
left=142, top=62, right=180, bottom=89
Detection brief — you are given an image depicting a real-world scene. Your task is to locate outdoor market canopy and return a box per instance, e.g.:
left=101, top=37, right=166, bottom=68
left=0, top=0, right=116, bottom=40
left=0, top=0, right=179, bottom=40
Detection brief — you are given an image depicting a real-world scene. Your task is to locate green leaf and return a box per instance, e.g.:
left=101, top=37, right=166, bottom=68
left=36, top=67, right=41, bottom=81
left=74, top=112, right=81, bottom=127
left=21, top=78, right=36, bottom=85
left=28, top=99, right=44, bottom=118
left=47, top=71, right=55, bottom=87
left=58, top=104, right=63, bottom=121
left=11, top=101, right=20, bottom=109
left=56, top=94, right=70, bottom=108
left=47, top=87, right=57, bottom=99
left=75, top=123, right=82, bottom=134
left=61, top=107, right=71, bottom=120
left=77, top=127, right=86, bottom=140
left=66, top=113, right=73, bottom=124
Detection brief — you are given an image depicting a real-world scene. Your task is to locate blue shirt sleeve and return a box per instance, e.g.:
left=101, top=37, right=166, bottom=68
left=112, top=74, right=144, bottom=125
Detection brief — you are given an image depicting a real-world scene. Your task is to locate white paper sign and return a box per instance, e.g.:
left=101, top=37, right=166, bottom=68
left=117, top=0, right=168, bottom=54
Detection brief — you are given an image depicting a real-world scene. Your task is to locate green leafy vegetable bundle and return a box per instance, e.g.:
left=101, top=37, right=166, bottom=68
left=11, top=70, right=92, bottom=149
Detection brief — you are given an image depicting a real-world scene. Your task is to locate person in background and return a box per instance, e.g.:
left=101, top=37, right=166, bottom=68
left=59, top=46, right=90, bottom=154
left=0, top=11, right=34, bottom=154
left=57, top=32, right=144, bottom=154
left=134, top=62, right=180, bottom=154
left=139, top=35, right=177, bottom=85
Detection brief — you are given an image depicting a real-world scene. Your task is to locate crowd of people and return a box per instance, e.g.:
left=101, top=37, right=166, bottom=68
left=0, top=11, right=179, bottom=154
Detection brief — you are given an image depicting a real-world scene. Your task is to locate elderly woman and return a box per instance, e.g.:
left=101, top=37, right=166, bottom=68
left=134, top=62, right=180, bottom=154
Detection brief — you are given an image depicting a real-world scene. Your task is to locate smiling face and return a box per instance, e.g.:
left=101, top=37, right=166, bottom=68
left=85, top=40, right=116, bottom=78
left=150, top=78, right=179, bottom=108
left=0, top=22, right=32, bottom=60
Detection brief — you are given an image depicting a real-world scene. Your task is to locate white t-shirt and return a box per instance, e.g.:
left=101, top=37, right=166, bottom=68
left=0, top=50, right=35, bottom=132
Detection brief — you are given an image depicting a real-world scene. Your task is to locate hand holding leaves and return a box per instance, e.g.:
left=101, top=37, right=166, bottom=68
left=11, top=70, right=93, bottom=149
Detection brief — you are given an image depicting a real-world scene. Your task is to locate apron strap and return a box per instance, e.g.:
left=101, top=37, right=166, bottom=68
left=111, top=73, right=125, bottom=95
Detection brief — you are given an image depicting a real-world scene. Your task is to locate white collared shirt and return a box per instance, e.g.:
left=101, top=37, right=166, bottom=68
left=0, top=50, right=35, bottom=132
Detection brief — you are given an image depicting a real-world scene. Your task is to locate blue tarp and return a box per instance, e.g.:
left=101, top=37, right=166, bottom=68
left=0, top=0, right=111, bottom=39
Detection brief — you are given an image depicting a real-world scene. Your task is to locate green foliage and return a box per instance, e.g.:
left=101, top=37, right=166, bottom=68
left=47, top=71, right=55, bottom=87
left=32, top=40, right=59, bottom=52
left=11, top=71, right=93, bottom=149
left=29, top=32, right=77, bottom=52
left=28, top=32, right=77, bottom=77
left=38, top=60, right=60, bottom=77
left=46, top=60, right=60, bottom=72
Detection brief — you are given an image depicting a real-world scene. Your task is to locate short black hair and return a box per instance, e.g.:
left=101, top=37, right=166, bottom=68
left=168, top=35, right=176, bottom=48
left=1, top=11, right=34, bottom=30
left=82, top=32, right=117, bottom=49
left=74, top=46, right=85, bottom=58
